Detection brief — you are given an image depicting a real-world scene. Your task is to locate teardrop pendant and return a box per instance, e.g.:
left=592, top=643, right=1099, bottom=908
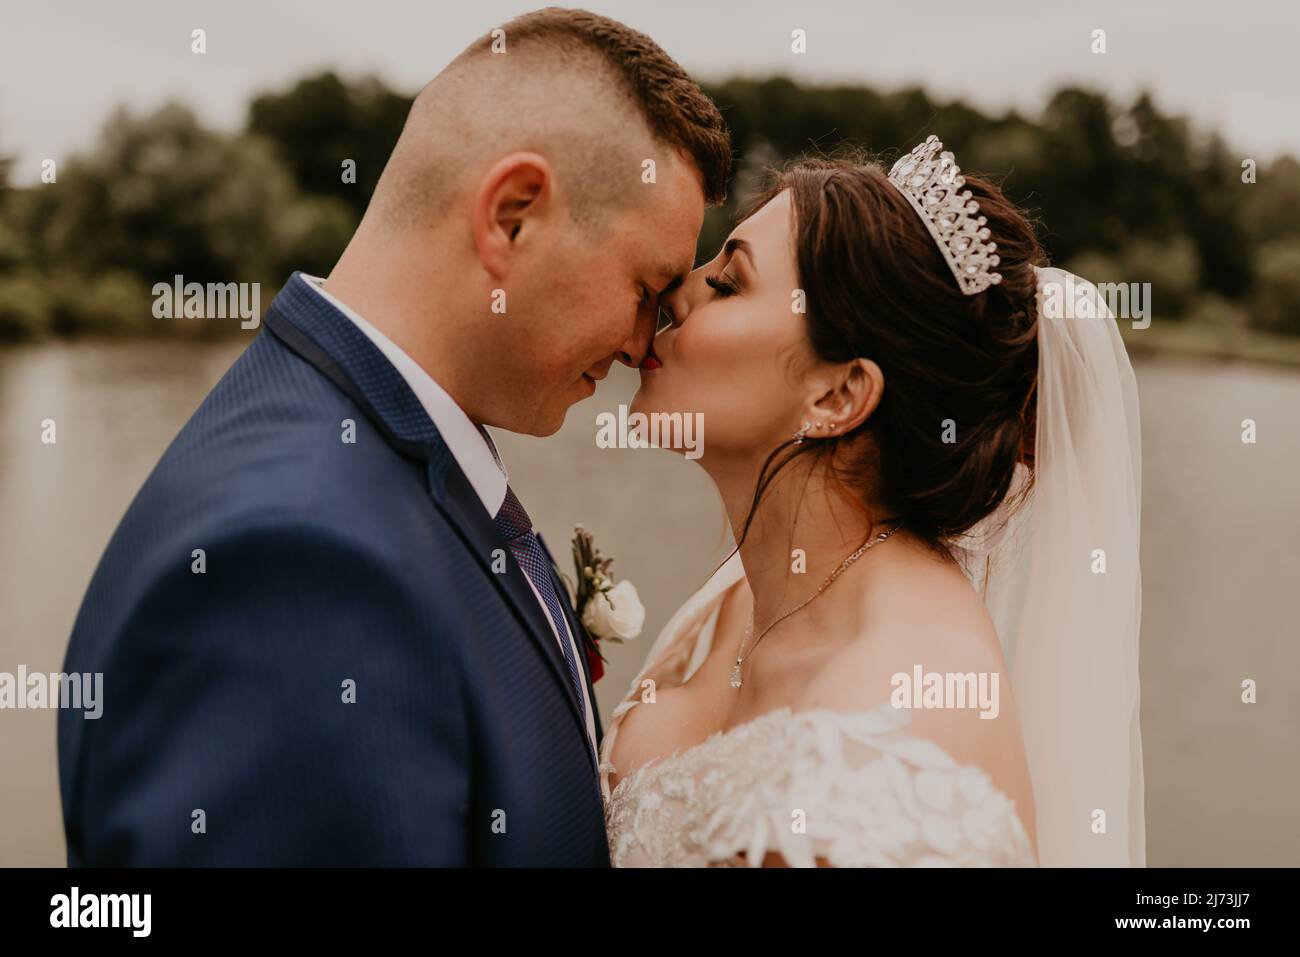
left=729, top=661, right=743, bottom=689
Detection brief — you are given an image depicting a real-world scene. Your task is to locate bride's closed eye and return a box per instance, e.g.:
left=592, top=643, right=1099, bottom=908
left=706, top=273, right=740, bottom=298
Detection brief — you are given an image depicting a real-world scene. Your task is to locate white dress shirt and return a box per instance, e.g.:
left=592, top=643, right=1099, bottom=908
left=299, top=274, right=599, bottom=762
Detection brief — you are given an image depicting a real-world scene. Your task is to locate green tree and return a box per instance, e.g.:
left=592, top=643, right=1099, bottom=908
left=248, top=71, right=410, bottom=218
left=1241, top=155, right=1300, bottom=244
left=24, top=103, right=354, bottom=286
left=1184, top=133, right=1253, bottom=297
left=26, top=104, right=295, bottom=282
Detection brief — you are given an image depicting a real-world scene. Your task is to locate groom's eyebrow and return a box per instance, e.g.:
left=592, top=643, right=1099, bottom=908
left=656, top=260, right=691, bottom=294
left=659, top=273, right=685, bottom=296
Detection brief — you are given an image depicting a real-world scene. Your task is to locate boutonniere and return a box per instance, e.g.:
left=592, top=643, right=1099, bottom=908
left=564, top=524, right=645, bottom=683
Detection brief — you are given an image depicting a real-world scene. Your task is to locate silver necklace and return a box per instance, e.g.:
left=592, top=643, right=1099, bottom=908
left=729, top=522, right=903, bottom=689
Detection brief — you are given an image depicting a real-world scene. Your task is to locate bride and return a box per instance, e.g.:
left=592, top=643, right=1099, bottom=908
left=599, top=137, right=1144, bottom=867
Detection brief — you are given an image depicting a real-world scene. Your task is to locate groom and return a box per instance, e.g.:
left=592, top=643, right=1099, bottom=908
left=58, top=8, right=731, bottom=866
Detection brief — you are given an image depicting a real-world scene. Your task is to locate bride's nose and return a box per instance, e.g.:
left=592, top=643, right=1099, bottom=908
left=660, top=265, right=706, bottom=327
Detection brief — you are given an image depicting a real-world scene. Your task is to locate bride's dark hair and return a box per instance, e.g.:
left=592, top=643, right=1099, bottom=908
left=736, top=152, right=1045, bottom=553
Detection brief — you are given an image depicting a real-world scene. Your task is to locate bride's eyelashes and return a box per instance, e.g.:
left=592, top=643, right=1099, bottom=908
left=705, top=273, right=740, bottom=298
left=650, top=271, right=738, bottom=332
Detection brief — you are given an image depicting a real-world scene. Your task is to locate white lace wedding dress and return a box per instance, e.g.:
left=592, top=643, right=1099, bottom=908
left=599, top=552, right=1037, bottom=867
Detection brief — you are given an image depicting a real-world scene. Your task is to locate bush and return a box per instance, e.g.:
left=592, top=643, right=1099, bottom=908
left=1184, top=292, right=1251, bottom=331
left=0, top=270, right=161, bottom=340
left=0, top=270, right=54, bottom=341
left=272, top=196, right=357, bottom=279
left=47, top=270, right=154, bottom=337
left=0, top=216, right=27, bottom=270
left=1064, top=236, right=1199, bottom=320
left=1250, top=239, right=1300, bottom=335
left=1061, top=250, right=1125, bottom=287
left=1118, top=236, right=1200, bottom=318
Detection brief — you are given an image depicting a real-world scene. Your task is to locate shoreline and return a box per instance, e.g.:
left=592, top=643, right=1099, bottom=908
left=5, top=320, right=1300, bottom=371
left=1120, top=322, right=1300, bottom=370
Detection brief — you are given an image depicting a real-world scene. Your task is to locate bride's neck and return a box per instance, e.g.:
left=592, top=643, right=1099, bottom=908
left=707, top=451, right=885, bottom=628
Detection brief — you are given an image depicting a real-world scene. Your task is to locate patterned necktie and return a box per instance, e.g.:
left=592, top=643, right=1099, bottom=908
left=493, top=486, right=588, bottom=723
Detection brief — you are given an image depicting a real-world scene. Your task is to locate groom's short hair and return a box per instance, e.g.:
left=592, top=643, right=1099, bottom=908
left=373, top=7, right=732, bottom=227
left=479, top=7, right=732, bottom=204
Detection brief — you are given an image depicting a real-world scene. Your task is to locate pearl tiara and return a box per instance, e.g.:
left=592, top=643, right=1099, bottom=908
left=887, top=135, right=1003, bottom=295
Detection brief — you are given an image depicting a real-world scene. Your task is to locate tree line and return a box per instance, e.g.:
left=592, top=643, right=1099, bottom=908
left=1, top=71, right=1297, bottom=341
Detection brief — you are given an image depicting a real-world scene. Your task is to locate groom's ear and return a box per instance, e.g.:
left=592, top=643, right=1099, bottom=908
left=472, top=152, right=554, bottom=279
left=809, top=358, right=884, bottom=434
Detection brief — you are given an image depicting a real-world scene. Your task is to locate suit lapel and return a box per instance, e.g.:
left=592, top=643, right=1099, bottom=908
left=261, top=275, right=594, bottom=758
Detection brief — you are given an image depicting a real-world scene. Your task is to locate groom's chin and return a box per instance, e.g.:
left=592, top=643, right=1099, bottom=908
left=526, top=402, right=571, bottom=438
left=526, top=375, right=603, bottom=435
left=532, top=420, right=565, bottom=438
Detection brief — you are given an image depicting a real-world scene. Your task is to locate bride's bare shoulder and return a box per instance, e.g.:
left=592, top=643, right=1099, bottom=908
left=804, top=549, right=1022, bottom=754
left=820, top=546, right=1002, bottom=680
left=799, top=545, right=1036, bottom=847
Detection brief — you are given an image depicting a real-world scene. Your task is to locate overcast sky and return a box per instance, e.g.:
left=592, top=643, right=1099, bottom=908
left=2, top=0, right=1295, bottom=183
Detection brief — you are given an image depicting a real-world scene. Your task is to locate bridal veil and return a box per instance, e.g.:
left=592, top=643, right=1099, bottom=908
left=956, top=265, right=1145, bottom=866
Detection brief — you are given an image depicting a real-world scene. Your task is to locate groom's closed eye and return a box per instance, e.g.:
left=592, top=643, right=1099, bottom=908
left=641, top=271, right=683, bottom=306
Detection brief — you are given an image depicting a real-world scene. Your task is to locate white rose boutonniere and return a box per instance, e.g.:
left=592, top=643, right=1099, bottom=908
left=564, top=525, right=644, bottom=682
left=582, top=580, right=645, bottom=641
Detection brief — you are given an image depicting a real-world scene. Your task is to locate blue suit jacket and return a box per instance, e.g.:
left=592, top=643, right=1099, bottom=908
left=59, top=274, right=610, bottom=866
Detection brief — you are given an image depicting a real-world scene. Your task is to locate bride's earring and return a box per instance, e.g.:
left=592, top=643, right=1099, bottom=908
left=793, top=420, right=812, bottom=444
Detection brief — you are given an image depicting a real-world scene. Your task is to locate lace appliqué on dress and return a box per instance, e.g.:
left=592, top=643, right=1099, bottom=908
left=603, top=705, right=1037, bottom=868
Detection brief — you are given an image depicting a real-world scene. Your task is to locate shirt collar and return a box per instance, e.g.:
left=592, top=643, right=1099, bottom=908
left=298, top=273, right=508, bottom=516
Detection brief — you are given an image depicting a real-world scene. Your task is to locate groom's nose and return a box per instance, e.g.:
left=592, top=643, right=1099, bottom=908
left=615, top=296, right=658, bottom=367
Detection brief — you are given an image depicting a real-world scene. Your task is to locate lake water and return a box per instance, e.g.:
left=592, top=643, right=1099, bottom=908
left=1, top=339, right=1297, bottom=866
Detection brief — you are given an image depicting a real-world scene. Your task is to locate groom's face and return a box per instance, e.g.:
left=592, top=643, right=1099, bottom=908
left=511, top=153, right=705, bottom=436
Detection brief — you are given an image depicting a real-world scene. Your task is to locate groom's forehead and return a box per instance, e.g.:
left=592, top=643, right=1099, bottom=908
left=618, top=210, right=697, bottom=280
left=642, top=214, right=703, bottom=284
left=637, top=158, right=705, bottom=256
left=612, top=163, right=704, bottom=281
